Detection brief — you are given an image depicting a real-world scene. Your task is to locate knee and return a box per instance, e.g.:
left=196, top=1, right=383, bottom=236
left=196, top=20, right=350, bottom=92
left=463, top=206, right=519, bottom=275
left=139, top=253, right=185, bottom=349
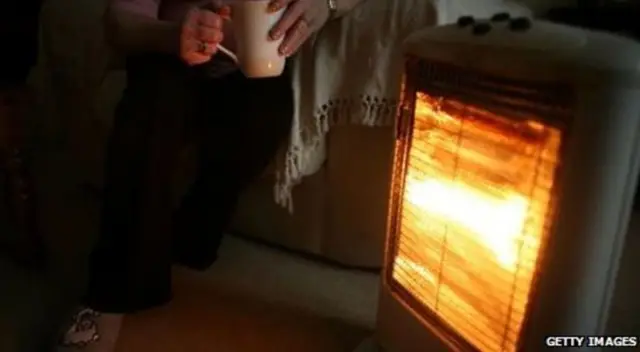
left=125, top=57, right=192, bottom=96
left=117, top=57, right=195, bottom=122
left=108, top=59, right=194, bottom=153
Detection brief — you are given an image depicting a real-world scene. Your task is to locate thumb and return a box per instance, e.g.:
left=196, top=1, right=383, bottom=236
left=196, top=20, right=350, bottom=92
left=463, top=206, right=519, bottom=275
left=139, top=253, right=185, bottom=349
left=217, top=5, right=231, bottom=18
left=208, top=0, right=231, bottom=19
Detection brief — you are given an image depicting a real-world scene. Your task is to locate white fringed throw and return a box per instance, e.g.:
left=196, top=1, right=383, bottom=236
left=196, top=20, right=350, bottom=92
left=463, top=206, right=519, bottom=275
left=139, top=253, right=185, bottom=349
left=275, top=0, right=531, bottom=210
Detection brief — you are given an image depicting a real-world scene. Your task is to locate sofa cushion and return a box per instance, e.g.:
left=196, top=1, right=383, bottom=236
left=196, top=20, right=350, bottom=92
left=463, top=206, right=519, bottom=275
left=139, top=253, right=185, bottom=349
left=325, top=125, right=394, bottom=268
left=230, top=169, right=328, bottom=259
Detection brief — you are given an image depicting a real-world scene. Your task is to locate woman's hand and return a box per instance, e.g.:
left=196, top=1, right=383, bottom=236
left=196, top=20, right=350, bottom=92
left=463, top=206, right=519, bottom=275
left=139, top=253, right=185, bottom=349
left=179, top=5, right=231, bottom=66
left=267, top=0, right=330, bottom=57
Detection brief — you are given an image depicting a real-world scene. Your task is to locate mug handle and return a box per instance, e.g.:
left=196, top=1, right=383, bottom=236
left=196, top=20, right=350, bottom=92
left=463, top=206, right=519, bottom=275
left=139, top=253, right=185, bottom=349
left=217, top=44, right=238, bottom=63
left=217, top=16, right=238, bottom=63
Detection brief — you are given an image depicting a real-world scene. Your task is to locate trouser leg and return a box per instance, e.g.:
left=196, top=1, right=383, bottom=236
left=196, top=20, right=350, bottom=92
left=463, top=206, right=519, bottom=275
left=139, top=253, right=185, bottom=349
left=173, top=68, right=293, bottom=270
left=84, top=55, right=195, bottom=313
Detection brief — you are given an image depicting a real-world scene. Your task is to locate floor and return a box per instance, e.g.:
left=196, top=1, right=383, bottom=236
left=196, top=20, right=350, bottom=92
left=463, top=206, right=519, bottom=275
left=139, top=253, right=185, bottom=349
left=0, top=148, right=378, bottom=352
left=116, top=238, right=376, bottom=352
left=3, top=145, right=640, bottom=351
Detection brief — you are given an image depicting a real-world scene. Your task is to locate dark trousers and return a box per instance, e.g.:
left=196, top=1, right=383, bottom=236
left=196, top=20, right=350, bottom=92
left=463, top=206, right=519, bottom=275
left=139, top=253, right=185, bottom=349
left=84, top=54, right=292, bottom=313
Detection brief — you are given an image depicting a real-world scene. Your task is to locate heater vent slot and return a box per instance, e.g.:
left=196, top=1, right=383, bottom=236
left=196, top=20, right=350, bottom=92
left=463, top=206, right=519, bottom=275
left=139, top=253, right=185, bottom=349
left=388, top=62, right=570, bottom=352
left=410, top=59, right=572, bottom=127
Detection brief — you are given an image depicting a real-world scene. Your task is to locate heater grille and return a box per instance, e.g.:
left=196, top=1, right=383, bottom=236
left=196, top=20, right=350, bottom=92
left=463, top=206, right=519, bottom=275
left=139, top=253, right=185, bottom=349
left=387, top=60, right=571, bottom=352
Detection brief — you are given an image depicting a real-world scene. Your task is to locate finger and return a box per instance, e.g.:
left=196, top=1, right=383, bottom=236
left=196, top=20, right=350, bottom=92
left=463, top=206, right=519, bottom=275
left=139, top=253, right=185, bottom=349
left=269, top=0, right=306, bottom=40
left=183, top=7, right=201, bottom=35
left=279, top=18, right=310, bottom=56
left=183, top=52, right=214, bottom=66
left=181, top=17, right=201, bottom=45
left=185, top=7, right=200, bottom=24
left=209, top=0, right=224, bottom=10
left=217, top=5, right=231, bottom=19
left=181, top=37, right=215, bottom=65
left=197, top=26, right=223, bottom=44
left=198, top=9, right=223, bottom=29
left=184, top=37, right=218, bottom=57
left=268, top=0, right=294, bottom=13
left=183, top=9, right=215, bottom=39
left=205, top=1, right=231, bottom=20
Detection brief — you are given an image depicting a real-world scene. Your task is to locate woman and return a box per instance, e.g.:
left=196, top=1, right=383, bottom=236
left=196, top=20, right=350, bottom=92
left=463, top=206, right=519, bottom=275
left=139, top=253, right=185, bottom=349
left=58, top=0, right=367, bottom=349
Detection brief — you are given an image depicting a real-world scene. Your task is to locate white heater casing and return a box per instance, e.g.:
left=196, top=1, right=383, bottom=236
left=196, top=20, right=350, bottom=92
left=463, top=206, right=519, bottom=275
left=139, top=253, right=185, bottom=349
left=376, top=20, right=640, bottom=351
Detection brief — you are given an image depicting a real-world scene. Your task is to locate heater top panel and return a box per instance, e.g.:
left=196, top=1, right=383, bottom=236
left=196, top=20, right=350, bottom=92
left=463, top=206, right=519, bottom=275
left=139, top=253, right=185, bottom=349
left=404, top=19, right=640, bottom=84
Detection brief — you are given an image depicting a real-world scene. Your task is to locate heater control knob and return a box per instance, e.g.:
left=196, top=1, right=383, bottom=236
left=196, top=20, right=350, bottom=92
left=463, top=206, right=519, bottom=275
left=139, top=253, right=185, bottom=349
left=491, top=12, right=511, bottom=22
left=472, top=23, right=492, bottom=36
left=457, top=16, right=475, bottom=28
left=509, top=17, right=532, bottom=32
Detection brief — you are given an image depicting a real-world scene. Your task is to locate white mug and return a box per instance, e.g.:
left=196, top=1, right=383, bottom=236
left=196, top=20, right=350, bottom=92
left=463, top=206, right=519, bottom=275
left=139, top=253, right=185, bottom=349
left=218, top=0, right=286, bottom=78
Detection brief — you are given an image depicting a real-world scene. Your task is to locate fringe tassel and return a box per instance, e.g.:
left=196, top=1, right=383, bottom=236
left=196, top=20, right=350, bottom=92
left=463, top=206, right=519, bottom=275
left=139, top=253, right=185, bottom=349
left=274, top=95, right=398, bottom=212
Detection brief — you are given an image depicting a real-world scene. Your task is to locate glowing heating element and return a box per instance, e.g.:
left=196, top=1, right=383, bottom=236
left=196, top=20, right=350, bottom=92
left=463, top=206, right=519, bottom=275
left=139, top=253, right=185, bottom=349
left=391, top=92, right=562, bottom=352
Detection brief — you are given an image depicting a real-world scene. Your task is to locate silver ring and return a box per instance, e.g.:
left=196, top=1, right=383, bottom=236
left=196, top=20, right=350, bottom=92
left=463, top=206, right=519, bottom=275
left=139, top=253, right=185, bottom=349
left=198, top=41, right=208, bottom=54
left=297, top=17, right=308, bottom=32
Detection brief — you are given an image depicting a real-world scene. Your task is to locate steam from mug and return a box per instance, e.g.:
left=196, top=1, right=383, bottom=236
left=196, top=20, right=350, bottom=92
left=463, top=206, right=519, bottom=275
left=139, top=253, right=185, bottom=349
left=217, top=1, right=286, bottom=78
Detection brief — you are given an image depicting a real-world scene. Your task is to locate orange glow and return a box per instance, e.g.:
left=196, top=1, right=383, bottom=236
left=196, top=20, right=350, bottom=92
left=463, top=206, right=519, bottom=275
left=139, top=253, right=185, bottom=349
left=391, top=93, right=561, bottom=352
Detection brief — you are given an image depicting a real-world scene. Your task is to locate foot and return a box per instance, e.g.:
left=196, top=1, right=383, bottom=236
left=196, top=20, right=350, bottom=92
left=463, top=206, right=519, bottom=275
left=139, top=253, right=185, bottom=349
left=58, top=308, right=123, bottom=352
